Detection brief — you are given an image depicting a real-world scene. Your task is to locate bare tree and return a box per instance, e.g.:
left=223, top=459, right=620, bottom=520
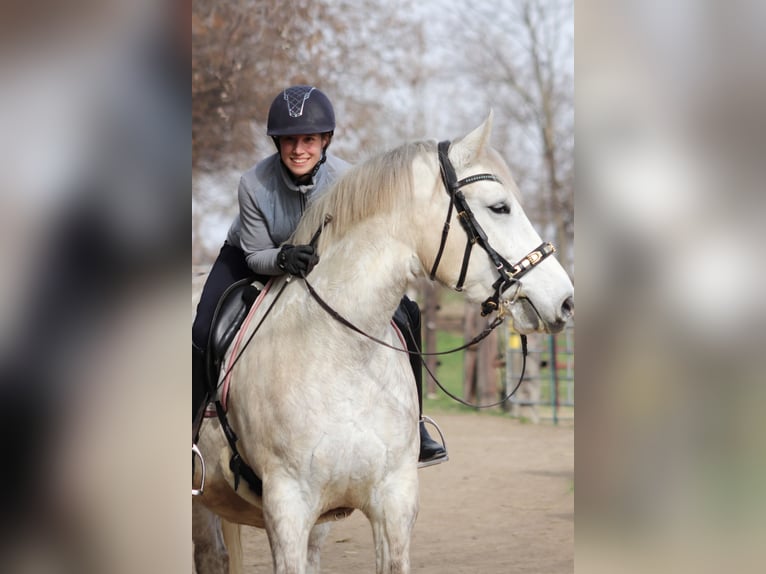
left=448, top=0, right=574, bottom=274
left=192, top=0, right=429, bottom=261
left=192, top=0, right=320, bottom=171
left=428, top=0, right=573, bottom=402
left=192, top=0, right=428, bottom=171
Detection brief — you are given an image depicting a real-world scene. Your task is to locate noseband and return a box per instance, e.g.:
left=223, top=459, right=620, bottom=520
left=429, top=140, right=556, bottom=315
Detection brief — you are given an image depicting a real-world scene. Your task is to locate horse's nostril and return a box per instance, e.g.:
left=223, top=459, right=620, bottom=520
left=561, top=295, right=574, bottom=318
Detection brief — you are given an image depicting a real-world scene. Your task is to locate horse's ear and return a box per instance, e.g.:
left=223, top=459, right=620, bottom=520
left=451, top=110, right=494, bottom=168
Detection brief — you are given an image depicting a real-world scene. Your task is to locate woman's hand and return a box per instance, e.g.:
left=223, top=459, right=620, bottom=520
left=277, top=244, right=319, bottom=276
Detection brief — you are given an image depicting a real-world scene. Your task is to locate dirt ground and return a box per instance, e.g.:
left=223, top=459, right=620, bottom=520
left=238, top=412, right=573, bottom=573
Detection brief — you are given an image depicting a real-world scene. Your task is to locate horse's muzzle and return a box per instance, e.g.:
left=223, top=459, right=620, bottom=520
left=546, top=295, right=574, bottom=334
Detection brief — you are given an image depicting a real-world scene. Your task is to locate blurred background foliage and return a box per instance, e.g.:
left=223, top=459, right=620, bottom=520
left=191, top=0, right=574, bottom=275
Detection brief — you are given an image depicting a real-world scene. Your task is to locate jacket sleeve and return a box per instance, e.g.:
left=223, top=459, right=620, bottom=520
left=237, top=175, right=283, bottom=275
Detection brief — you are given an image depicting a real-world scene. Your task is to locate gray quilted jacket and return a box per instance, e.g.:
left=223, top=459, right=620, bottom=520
left=226, top=152, right=350, bottom=275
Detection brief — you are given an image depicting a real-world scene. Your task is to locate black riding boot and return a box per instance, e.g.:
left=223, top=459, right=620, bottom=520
left=396, top=297, right=448, bottom=465
left=415, top=367, right=448, bottom=464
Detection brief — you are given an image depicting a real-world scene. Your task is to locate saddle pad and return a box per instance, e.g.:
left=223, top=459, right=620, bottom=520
left=206, top=279, right=272, bottom=415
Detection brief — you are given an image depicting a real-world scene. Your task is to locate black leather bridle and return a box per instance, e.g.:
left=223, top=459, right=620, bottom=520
left=429, top=140, right=557, bottom=316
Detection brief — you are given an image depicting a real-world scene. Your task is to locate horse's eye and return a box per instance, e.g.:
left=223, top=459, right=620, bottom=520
left=489, top=203, right=511, bottom=215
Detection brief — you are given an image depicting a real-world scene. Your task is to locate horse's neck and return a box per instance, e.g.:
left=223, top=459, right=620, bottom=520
left=312, top=221, right=416, bottom=331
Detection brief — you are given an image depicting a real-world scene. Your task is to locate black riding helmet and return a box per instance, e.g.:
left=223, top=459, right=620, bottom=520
left=267, top=85, right=336, bottom=137
left=267, top=85, right=336, bottom=180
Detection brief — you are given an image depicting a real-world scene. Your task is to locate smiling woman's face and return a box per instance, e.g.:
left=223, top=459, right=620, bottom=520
left=278, top=133, right=329, bottom=179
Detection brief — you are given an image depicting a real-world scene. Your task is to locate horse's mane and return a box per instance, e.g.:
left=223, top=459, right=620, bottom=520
left=292, top=139, right=437, bottom=245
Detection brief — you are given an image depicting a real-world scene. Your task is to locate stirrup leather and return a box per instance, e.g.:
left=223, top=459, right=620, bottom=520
left=192, top=443, right=206, bottom=496
left=418, top=415, right=449, bottom=469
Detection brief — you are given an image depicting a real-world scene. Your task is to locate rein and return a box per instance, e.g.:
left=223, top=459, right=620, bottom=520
left=298, top=142, right=559, bottom=409
left=407, top=322, right=529, bottom=409
left=303, top=272, right=529, bottom=408
left=216, top=141, right=554, bottom=379
left=214, top=142, right=561, bottom=489
left=213, top=217, right=330, bottom=387
left=206, top=277, right=291, bottom=495
left=302, top=275, right=504, bottom=356
left=208, top=220, right=329, bottom=495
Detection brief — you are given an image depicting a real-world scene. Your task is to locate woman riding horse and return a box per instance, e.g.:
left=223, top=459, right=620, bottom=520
left=192, top=85, right=447, bottom=466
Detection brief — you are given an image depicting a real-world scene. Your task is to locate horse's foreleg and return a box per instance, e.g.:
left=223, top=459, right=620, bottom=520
left=369, top=476, right=419, bottom=574
left=306, top=523, right=331, bottom=574
left=263, top=479, right=315, bottom=574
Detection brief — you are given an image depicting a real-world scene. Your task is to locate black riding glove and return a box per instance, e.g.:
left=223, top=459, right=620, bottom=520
left=277, top=244, right=319, bottom=276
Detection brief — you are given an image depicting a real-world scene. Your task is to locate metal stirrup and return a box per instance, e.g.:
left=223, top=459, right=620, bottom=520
left=418, top=415, right=449, bottom=469
left=192, top=443, right=206, bottom=496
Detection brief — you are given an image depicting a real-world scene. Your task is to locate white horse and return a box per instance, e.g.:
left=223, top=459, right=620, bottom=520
left=192, top=113, right=574, bottom=574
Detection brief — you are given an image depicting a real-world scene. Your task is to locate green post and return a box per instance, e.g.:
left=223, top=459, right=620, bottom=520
left=550, top=334, right=559, bottom=425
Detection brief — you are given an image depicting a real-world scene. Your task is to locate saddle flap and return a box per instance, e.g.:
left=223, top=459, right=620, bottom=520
left=210, top=283, right=262, bottom=363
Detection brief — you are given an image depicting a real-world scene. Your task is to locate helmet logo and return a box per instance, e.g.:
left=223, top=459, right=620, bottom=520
left=283, top=86, right=316, bottom=118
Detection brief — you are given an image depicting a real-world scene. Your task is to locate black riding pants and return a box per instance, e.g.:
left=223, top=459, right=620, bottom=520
left=192, top=243, right=258, bottom=351
left=393, top=295, right=424, bottom=415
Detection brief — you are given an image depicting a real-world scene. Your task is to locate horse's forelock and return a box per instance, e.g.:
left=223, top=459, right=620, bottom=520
left=292, top=140, right=437, bottom=245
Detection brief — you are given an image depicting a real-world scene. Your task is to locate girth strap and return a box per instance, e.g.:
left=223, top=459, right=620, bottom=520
left=214, top=400, right=262, bottom=495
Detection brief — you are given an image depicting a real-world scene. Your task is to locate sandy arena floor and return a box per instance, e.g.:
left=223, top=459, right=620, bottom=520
left=237, top=411, right=573, bottom=573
